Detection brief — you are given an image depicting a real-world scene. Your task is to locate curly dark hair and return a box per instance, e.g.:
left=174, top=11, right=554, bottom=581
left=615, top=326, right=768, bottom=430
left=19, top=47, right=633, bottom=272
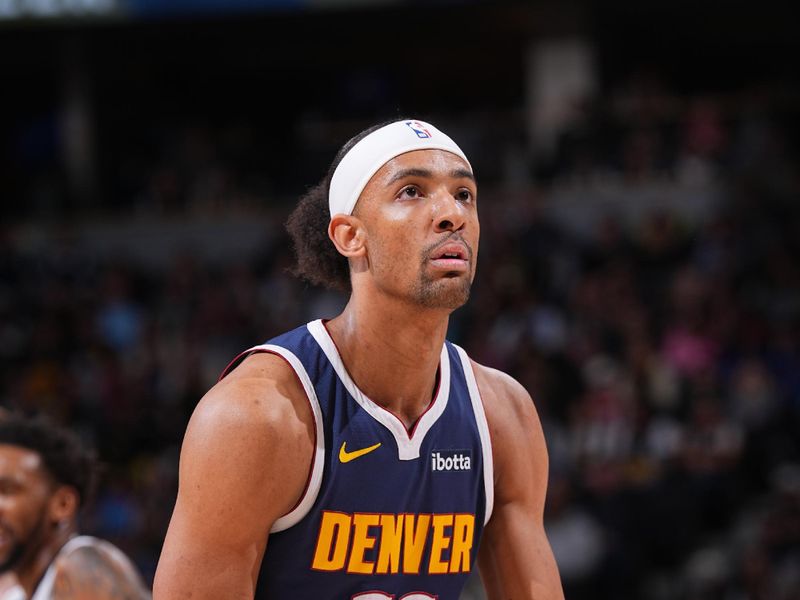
left=0, top=412, right=98, bottom=508
left=286, top=119, right=401, bottom=292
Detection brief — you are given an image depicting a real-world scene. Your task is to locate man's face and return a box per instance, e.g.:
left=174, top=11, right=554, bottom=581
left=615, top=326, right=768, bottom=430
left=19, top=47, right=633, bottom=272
left=354, top=149, right=479, bottom=310
left=0, top=445, right=53, bottom=573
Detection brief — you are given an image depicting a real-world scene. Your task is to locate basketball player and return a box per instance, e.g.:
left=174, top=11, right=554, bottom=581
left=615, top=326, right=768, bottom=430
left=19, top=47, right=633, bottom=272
left=0, top=413, right=151, bottom=599
left=154, top=119, right=564, bottom=599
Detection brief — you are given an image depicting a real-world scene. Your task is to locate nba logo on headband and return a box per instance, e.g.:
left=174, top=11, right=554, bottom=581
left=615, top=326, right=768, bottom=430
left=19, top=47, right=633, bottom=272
left=405, top=121, right=432, bottom=139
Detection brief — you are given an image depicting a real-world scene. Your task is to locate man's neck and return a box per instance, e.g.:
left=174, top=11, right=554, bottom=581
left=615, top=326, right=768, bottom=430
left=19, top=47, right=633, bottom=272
left=326, top=296, right=450, bottom=430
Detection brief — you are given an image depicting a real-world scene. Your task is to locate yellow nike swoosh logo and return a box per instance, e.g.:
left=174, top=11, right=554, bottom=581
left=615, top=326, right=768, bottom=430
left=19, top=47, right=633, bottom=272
left=339, top=441, right=382, bottom=463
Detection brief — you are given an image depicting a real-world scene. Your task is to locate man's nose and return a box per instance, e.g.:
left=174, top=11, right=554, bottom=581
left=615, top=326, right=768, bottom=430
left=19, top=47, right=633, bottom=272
left=432, top=192, right=467, bottom=233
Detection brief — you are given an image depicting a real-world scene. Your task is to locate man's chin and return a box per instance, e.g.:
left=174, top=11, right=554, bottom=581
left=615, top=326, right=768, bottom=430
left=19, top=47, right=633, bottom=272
left=414, top=277, right=471, bottom=310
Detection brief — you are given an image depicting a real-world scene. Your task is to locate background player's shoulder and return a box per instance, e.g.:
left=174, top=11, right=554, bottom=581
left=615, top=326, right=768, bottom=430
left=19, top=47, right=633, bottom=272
left=50, top=538, right=151, bottom=599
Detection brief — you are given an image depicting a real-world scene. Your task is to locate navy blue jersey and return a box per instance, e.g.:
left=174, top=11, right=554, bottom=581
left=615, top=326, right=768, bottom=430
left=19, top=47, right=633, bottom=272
left=221, top=320, right=494, bottom=600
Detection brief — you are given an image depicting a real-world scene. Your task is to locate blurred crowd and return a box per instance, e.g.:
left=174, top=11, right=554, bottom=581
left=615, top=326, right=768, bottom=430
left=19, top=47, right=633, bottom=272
left=1, top=77, right=799, bottom=600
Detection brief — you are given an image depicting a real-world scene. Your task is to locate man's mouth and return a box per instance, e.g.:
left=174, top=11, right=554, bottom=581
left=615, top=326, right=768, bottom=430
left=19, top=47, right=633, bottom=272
left=429, top=242, right=470, bottom=271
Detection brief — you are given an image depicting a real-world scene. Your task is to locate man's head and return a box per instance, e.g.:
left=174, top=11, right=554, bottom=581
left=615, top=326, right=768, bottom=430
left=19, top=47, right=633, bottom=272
left=287, top=118, right=478, bottom=309
left=0, top=413, right=97, bottom=573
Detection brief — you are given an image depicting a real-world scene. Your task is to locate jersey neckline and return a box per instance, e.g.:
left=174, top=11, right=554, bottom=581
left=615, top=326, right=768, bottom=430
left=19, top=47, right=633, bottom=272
left=307, top=319, right=451, bottom=460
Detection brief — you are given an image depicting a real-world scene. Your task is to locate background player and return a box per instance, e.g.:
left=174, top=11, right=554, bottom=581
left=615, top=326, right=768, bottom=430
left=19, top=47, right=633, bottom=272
left=0, top=413, right=151, bottom=600
left=154, top=119, right=564, bottom=599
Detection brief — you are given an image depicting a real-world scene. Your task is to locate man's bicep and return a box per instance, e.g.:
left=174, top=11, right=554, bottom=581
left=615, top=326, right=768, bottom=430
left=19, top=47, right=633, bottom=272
left=154, top=434, right=267, bottom=597
left=478, top=499, right=563, bottom=600
left=154, top=497, right=263, bottom=600
left=168, top=410, right=277, bottom=549
left=154, top=375, right=312, bottom=598
left=475, top=365, right=564, bottom=599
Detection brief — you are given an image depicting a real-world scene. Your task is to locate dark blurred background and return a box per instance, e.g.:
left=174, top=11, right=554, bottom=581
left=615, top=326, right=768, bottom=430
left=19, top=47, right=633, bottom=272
left=1, top=1, right=799, bottom=598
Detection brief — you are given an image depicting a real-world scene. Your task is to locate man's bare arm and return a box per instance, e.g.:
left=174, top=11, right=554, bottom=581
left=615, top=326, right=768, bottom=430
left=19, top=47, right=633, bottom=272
left=153, top=353, right=314, bottom=599
left=474, top=363, right=564, bottom=600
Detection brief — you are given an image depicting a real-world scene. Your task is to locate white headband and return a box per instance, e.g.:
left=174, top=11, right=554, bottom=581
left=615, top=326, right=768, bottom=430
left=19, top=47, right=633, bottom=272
left=328, top=119, right=471, bottom=217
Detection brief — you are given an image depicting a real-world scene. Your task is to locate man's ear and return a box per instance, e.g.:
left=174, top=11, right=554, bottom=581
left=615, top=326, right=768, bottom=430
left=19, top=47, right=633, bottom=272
left=48, top=485, right=79, bottom=525
left=328, top=214, right=367, bottom=258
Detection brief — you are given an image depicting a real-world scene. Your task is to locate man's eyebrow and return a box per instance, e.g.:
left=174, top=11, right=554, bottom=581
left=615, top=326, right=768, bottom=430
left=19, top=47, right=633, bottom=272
left=387, top=168, right=433, bottom=185
left=386, top=167, right=475, bottom=185
left=451, top=168, right=475, bottom=182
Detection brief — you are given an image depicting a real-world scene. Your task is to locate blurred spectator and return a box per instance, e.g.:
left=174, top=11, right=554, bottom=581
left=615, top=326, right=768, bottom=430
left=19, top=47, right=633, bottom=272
left=1, top=75, right=798, bottom=600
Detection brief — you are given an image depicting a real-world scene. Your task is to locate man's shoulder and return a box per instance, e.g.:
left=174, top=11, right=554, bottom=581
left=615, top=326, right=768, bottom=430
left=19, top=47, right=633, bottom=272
left=55, top=535, right=128, bottom=558
left=199, top=350, right=309, bottom=429
left=219, top=349, right=304, bottom=390
left=463, top=357, right=543, bottom=443
left=182, top=349, right=315, bottom=473
left=465, top=358, right=550, bottom=494
left=467, top=359, right=531, bottom=408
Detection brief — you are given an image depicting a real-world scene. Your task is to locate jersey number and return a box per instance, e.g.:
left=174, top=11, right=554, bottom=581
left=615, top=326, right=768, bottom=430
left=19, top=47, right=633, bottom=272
left=352, top=593, right=436, bottom=600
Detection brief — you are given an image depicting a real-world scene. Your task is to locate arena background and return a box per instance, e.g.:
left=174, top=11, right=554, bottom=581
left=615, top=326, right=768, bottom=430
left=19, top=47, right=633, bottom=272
left=2, top=1, right=799, bottom=598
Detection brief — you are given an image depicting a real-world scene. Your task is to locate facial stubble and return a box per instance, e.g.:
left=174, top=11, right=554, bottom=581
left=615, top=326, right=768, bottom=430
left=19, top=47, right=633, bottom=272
left=0, top=509, right=50, bottom=574
left=413, top=237, right=475, bottom=310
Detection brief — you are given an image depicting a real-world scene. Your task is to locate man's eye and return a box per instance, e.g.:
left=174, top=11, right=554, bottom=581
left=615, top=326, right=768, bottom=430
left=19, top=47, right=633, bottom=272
left=400, top=186, right=419, bottom=199
left=457, top=190, right=473, bottom=202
